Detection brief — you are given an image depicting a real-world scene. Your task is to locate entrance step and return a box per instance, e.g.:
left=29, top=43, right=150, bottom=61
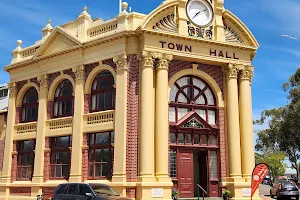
left=179, top=198, right=222, bottom=200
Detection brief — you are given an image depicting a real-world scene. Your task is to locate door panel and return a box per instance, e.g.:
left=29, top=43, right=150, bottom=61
left=178, top=150, right=194, bottom=198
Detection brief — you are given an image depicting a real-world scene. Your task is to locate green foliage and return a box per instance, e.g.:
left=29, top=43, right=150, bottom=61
left=256, top=151, right=286, bottom=178
left=255, top=68, right=300, bottom=180
left=222, top=190, right=231, bottom=197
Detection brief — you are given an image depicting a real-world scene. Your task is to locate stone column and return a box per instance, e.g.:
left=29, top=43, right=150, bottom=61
left=69, top=65, right=85, bottom=182
left=31, top=75, right=48, bottom=195
left=225, top=63, right=242, bottom=178
left=139, top=50, right=155, bottom=181
left=155, top=53, right=172, bottom=181
left=239, top=65, right=255, bottom=180
left=0, top=82, right=16, bottom=199
left=112, top=54, right=128, bottom=187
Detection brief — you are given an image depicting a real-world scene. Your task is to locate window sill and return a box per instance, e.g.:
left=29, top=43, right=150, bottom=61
left=44, top=180, right=68, bottom=187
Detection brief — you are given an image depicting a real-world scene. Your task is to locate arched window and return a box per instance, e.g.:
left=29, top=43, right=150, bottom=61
left=54, top=80, right=74, bottom=118
left=21, top=88, right=38, bottom=122
left=91, top=71, right=115, bottom=112
left=169, top=76, right=217, bottom=125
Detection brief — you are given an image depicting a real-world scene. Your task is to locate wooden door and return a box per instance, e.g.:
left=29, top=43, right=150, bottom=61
left=178, top=150, right=194, bottom=198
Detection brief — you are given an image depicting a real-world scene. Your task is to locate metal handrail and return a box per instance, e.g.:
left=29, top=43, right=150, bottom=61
left=197, top=184, right=207, bottom=200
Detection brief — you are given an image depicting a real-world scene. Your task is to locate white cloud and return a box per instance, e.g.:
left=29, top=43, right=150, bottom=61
left=281, top=35, right=298, bottom=40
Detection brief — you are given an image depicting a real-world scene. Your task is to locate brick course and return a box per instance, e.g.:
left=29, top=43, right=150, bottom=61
left=44, top=137, right=50, bottom=182
left=10, top=187, right=31, bottom=196
left=126, top=54, right=139, bottom=182
left=82, top=134, right=89, bottom=182
left=219, top=109, right=226, bottom=180
left=11, top=142, right=17, bottom=183
left=126, top=188, right=136, bottom=199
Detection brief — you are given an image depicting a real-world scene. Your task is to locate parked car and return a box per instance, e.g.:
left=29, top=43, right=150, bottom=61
left=270, top=179, right=299, bottom=200
left=50, top=183, right=130, bottom=200
left=262, top=177, right=271, bottom=185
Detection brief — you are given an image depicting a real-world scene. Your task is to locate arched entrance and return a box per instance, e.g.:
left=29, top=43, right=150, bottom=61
left=169, top=76, right=220, bottom=198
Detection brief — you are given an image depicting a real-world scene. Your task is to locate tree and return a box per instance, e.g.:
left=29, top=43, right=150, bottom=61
left=255, top=68, right=300, bottom=181
left=256, top=151, right=286, bottom=179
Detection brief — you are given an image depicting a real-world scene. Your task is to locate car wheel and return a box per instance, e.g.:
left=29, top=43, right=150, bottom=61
left=270, top=190, right=274, bottom=198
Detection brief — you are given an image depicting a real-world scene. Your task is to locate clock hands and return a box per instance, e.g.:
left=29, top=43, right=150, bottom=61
left=193, top=9, right=207, bottom=19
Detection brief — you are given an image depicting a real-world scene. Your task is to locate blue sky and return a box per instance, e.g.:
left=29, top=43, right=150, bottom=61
left=0, top=0, right=299, bottom=131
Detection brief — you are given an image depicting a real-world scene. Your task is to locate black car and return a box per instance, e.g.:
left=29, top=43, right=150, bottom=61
left=50, top=183, right=130, bottom=200
left=270, top=180, right=299, bottom=200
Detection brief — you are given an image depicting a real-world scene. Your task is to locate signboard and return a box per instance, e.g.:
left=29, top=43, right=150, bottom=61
left=251, top=163, right=269, bottom=199
left=152, top=188, right=164, bottom=198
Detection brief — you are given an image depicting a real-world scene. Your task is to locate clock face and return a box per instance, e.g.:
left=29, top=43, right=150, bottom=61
left=186, top=0, right=214, bottom=27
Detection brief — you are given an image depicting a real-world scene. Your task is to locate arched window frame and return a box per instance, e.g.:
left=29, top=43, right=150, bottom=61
left=21, top=88, right=39, bottom=123
left=53, top=80, right=74, bottom=118
left=169, top=76, right=217, bottom=124
left=90, top=71, right=115, bottom=113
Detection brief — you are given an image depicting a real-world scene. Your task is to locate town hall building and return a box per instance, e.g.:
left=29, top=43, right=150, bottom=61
left=0, top=0, right=259, bottom=199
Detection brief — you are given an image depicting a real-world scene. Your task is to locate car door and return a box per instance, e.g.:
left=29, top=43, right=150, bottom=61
left=53, top=184, right=69, bottom=200
left=77, top=184, right=94, bottom=200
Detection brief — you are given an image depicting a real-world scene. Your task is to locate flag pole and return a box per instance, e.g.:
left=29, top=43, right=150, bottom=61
left=119, top=0, right=122, bottom=13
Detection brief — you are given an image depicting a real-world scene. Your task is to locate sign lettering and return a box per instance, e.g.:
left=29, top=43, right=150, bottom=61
left=159, top=41, right=192, bottom=52
left=210, top=49, right=239, bottom=60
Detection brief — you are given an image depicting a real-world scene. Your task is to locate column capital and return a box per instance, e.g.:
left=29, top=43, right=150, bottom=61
left=73, top=65, right=85, bottom=81
left=37, top=74, right=48, bottom=89
left=8, top=82, right=17, bottom=97
left=239, top=65, right=254, bottom=81
left=224, top=63, right=240, bottom=79
left=139, top=50, right=155, bottom=67
left=156, top=53, right=173, bottom=70
left=113, top=53, right=128, bottom=72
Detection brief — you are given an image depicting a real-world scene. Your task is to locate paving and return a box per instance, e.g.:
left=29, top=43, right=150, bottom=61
left=259, top=184, right=273, bottom=200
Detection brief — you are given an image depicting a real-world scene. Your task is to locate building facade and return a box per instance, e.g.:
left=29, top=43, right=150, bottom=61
left=0, top=0, right=259, bottom=199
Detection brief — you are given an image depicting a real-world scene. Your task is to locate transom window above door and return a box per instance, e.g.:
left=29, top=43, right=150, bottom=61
left=169, top=76, right=217, bottom=125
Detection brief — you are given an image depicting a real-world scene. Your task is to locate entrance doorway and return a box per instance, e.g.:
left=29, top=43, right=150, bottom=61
left=194, top=150, right=208, bottom=197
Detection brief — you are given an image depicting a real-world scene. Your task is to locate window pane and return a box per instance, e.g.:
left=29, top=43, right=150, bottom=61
left=62, top=165, right=67, bottom=177
left=79, top=185, right=92, bottom=196
left=193, top=88, right=200, bottom=99
left=169, top=150, right=177, bottom=178
left=58, top=137, right=69, bottom=148
left=169, top=133, right=176, bottom=144
left=95, top=164, right=101, bottom=176
left=209, top=135, right=217, bottom=146
left=95, top=149, right=101, bottom=162
left=209, top=151, right=218, bottom=179
left=183, top=87, right=192, bottom=99
left=102, top=163, right=108, bottom=177
left=68, top=185, right=77, bottom=195
left=195, top=109, right=206, bottom=120
left=54, top=102, right=58, bottom=116
left=186, top=134, right=192, bottom=144
left=92, top=95, right=97, bottom=111
left=56, top=185, right=67, bottom=194
left=195, top=95, right=205, bottom=105
left=204, top=89, right=215, bottom=105
left=56, top=166, right=61, bottom=177
left=104, top=92, right=113, bottom=109
left=208, top=110, right=216, bottom=125
left=178, top=93, right=188, bottom=103
left=169, top=107, right=176, bottom=122
left=178, top=108, right=189, bottom=120
left=89, top=164, right=93, bottom=177
left=201, top=135, right=207, bottom=145
left=170, top=85, right=178, bottom=102
left=97, top=93, right=104, bottom=110
left=102, top=149, right=109, bottom=162
left=111, top=132, right=114, bottom=144
left=176, top=77, right=189, bottom=87
left=193, top=78, right=205, bottom=89
left=194, top=134, right=199, bottom=144
left=96, top=133, right=110, bottom=144
left=65, top=100, right=72, bottom=114
left=178, top=134, right=184, bottom=144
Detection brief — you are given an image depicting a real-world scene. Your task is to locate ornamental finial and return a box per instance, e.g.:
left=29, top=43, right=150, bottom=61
left=122, top=2, right=128, bottom=13
left=83, top=5, right=87, bottom=12
left=13, top=40, right=22, bottom=52
left=78, top=5, right=91, bottom=19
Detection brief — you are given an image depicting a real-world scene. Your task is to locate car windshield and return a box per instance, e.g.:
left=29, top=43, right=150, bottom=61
left=91, top=185, right=119, bottom=196
left=281, top=181, right=296, bottom=187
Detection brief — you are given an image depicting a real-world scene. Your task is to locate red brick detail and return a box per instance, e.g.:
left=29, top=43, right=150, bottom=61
left=197, top=63, right=224, bottom=93
left=47, top=101, right=54, bottom=119
left=103, top=59, right=117, bottom=71
left=11, top=142, right=17, bottom=183
left=168, top=60, right=193, bottom=80
left=82, top=134, right=89, bottom=182
left=85, top=62, right=99, bottom=80
left=16, top=81, right=27, bottom=94
left=84, top=94, right=91, bottom=114
left=15, top=107, right=21, bottom=124
left=0, top=138, right=5, bottom=171
left=126, top=188, right=136, bottom=199
left=10, top=187, right=31, bottom=196
left=64, top=69, right=76, bottom=81
left=219, top=109, right=226, bottom=180
left=31, top=78, right=40, bottom=87
left=43, top=187, right=56, bottom=199
left=44, top=138, right=50, bottom=182
left=126, top=54, right=139, bottom=182
left=48, top=72, right=60, bottom=88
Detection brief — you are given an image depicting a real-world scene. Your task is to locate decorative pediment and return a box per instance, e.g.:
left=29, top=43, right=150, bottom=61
left=176, top=111, right=215, bottom=130
left=224, top=24, right=243, bottom=44
left=33, top=27, right=82, bottom=58
left=152, top=13, right=178, bottom=33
